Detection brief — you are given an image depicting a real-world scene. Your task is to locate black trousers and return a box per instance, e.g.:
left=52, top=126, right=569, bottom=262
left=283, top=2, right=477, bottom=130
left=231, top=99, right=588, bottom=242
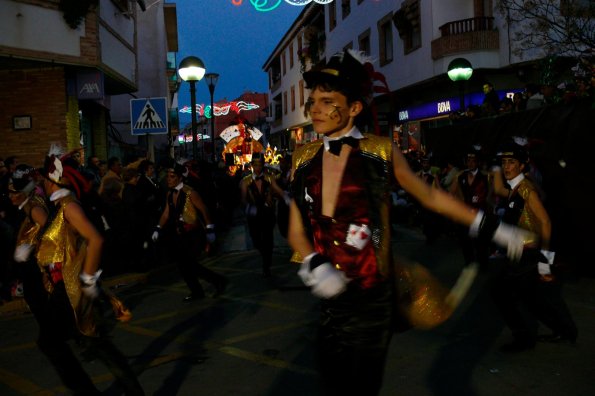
left=247, top=209, right=275, bottom=275
left=35, top=281, right=143, bottom=395
left=491, top=258, right=578, bottom=342
left=317, top=281, right=393, bottom=396
left=165, top=230, right=226, bottom=296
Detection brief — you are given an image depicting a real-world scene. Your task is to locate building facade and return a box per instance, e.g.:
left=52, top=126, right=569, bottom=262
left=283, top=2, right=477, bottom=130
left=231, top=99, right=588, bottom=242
left=0, top=0, right=178, bottom=167
left=263, top=0, right=559, bottom=153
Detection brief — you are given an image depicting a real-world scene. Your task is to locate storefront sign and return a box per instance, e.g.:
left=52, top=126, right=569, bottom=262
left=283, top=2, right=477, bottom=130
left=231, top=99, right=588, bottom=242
left=76, top=71, right=104, bottom=100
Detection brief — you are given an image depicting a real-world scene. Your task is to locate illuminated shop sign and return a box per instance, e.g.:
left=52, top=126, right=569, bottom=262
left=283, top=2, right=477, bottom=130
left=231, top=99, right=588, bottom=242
left=397, top=90, right=522, bottom=122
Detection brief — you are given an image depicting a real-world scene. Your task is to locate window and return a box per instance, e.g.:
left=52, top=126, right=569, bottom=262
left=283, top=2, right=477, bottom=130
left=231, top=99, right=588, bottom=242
left=342, top=0, right=351, bottom=19
left=329, top=1, right=337, bottom=30
left=299, top=80, right=304, bottom=106
left=284, top=91, right=288, bottom=115
left=343, top=42, right=353, bottom=52
left=289, top=44, right=294, bottom=69
left=378, top=14, right=394, bottom=66
left=393, top=0, right=421, bottom=54
left=358, top=28, right=371, bottom=56
left=291, top=85, right=296, bottom=111
left=282, top=51, right=286, bottom=75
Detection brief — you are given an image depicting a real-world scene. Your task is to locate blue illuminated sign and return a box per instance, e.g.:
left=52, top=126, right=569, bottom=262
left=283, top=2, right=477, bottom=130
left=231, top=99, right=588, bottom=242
left=397, top=89, right=522, bottom=122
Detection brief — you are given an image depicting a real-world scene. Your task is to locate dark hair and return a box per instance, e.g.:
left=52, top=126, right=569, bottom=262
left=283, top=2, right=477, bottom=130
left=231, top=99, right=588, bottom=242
left=138, top=159, right=154, bottom=174
left=304, top=81, right=371, bottom=130
left=107, top=157, right=120, bottom=169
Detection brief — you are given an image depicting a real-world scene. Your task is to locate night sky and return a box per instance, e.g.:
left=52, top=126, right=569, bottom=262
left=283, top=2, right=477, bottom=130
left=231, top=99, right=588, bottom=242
left=175, top=1, right=303, bottom=125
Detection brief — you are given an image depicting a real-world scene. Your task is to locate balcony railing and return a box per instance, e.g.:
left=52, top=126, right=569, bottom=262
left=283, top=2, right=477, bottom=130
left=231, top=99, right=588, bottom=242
left=431, top=17, right=499, bottom=60
left=439, top=16, right=494, bottom=36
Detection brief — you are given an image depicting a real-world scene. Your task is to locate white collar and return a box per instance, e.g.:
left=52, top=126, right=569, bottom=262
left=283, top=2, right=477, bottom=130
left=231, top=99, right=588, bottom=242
left=469, top=169, right=478, bottom=176
left=323, top=127, right=364, bottom=152
left=174, top=182, right=183, bottom=191
left=252, top=173, right=265, bottom=180
left=49, top=188, right=71, bottom=202
left=507, top=173, right=525, bottom=190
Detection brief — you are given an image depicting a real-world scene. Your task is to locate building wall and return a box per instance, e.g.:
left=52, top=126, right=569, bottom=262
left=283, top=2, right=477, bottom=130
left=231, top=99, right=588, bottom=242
left=0, top=67, right=69, bottom=167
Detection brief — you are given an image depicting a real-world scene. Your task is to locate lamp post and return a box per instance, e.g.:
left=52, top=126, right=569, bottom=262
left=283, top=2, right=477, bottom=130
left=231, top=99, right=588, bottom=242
left=447, top=58, right=473, bottom=112
left=205, top=73, right=219, bottom=163
left=178, top=56, right=206, bottom=160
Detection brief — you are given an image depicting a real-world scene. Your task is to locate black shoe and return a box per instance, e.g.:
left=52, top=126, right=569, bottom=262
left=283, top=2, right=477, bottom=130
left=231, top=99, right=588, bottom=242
left=183, top=294, right=205, bottom=302
left=213, top=278, right=228, bottom=297
left=537, top=333, right=577, bottom=344
left=499, top=339, right=536, bottom=353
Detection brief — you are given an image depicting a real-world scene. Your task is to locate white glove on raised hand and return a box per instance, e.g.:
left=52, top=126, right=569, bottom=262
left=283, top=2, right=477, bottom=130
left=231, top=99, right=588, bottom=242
left=492, top=223, right=536, bottom=261
left=79, top=269, right=103, bottom=299
left=470, top=211, right=537, bottom=262
left=14, top=244, right=33, bottom=263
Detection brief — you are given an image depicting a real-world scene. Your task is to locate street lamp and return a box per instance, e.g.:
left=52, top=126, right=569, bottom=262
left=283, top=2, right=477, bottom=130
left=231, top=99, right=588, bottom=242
left=447, top=58, right=473, bottom=112
left=205, top=72, right=219, bottom=163
left=179, top=56, right=206, bottom=160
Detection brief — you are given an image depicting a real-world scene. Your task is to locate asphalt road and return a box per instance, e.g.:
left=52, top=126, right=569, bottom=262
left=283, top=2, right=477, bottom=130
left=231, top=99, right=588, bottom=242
left=0, top=223, right=593, bottom=396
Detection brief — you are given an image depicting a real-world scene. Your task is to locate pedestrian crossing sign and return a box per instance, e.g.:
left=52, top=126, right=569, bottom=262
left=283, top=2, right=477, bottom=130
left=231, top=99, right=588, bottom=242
left=130, top=97, right=169, bottom=135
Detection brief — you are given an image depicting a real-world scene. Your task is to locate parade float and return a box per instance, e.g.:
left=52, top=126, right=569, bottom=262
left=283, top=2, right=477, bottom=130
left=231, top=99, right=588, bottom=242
left=220, top=117, right=283, bottom=175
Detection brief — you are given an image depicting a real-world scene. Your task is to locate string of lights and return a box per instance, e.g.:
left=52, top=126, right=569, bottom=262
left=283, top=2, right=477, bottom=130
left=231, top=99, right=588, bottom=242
left=178, top=101, right=260, bottom=118
left=231, top=0, right=335, bottom=12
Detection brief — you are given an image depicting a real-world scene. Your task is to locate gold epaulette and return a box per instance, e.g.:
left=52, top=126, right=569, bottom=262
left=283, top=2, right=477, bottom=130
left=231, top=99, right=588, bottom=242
left=293, top=140, right=323, bottom=170
left=359, top=134, right=393, bottom=162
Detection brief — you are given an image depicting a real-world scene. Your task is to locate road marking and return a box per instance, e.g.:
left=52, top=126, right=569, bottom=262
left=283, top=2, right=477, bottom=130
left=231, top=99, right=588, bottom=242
left=0, top=367, right=55, bottom=395
left=218, top=346, right=316, bottom=375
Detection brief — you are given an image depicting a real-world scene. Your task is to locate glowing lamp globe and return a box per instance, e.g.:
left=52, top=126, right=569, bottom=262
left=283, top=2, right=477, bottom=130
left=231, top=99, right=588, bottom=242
left=447, top=58, right=473, bottom=82
left=179, top=56, right=206, bottom=82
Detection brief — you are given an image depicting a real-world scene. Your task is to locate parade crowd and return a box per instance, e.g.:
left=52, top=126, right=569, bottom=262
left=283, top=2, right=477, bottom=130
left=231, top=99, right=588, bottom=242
left=0, top=49, right=586, bottom=396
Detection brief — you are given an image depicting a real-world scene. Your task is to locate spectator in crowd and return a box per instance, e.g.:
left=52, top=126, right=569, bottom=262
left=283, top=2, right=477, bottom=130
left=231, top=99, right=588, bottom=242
left=512, top=92, right=526, bottom=112
left=98, top=156, right=123, bottom=196
left=84, top=155, right=103, bottom=191
left=482, top=82, right=501, bottom=116
left=525, top=83, right=545, bottom=109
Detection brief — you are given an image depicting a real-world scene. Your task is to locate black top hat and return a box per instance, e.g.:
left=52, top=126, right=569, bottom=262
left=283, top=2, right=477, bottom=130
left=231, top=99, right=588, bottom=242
left=168, top=163, right=187, bottom=178
left=303, top=50, right=372, bottom=101
left=496, top=141, right=528, bottom=163
left=466, top=144, right=483, bottom=159
left=9, top=164, right=36, bottom=194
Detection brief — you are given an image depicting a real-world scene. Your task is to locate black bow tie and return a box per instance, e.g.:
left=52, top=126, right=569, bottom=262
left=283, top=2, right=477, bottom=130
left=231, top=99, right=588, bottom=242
left=327, top=136, right=358, bottom=156
left=169, top=188, right=178, bottom=194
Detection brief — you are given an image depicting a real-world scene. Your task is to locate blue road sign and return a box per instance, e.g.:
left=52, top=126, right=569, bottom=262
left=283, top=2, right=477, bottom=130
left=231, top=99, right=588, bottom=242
left=130, top=97, right=169, bottom=135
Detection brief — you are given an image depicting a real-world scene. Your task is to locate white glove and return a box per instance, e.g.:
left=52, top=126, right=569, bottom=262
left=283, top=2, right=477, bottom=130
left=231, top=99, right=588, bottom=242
left=538, top=250, right=555, bottom=276
left=245, top=204, right=257, bottom=217
left=311, top=263, right=348, bottom=299
left=206, top=224, right=216, bottom=243
left=79, top=269, right=102, bottom=299
left=492, top=223, right=536, bottom=261
left=151, top=226, right=160, bottom=242
left=14, top=244, right=33, bottom=263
